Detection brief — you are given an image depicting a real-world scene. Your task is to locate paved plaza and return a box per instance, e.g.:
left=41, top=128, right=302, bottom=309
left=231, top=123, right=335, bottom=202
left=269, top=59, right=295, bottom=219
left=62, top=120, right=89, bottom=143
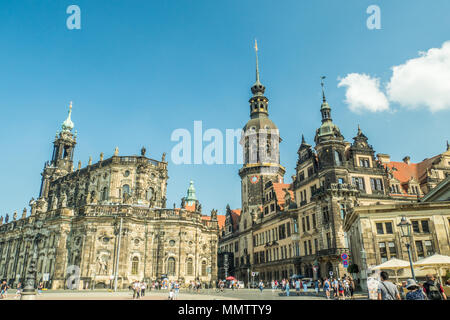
left=0, top=288, right=358, bottom=300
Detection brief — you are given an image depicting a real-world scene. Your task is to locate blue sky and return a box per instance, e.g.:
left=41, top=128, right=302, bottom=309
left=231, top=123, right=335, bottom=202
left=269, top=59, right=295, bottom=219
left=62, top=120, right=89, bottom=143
left=1, top=0, right=449, bottom=217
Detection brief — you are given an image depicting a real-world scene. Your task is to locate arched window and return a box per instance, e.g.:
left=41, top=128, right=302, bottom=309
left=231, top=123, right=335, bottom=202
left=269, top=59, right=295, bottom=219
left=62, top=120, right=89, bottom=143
left=131, top=257, right=139, bottom=275
left=186, top=258, right=193, bottom=276
left=167, top=257, right=176, bottom=276
left=334, top=151, right=342, bottom=166
left=201, top=260, right=207, bottom=276
left=101, top=187, right=108, bottom=201
left=243, top=219, right=247, bottom=229
left=122, top=184, right=130, bottom=197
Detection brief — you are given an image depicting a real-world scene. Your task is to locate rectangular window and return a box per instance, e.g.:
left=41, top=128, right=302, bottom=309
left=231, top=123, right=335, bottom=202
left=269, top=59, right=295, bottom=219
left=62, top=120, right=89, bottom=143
left=379, top=242, right=387, bottom=263
left=370, top=178, right=384, bottom=191
left=287, top=222, right=291, bottom=237
left=304, top=241, right=308, bottom=256
left=307, top=166, right=314, bottom=178
left=308, top=240, right=312, bottom=254
left=412, top=221, right=420, bottom=233
left=235, top=242, right=238, bottom=252
left=323, top=207, right=330, bottom=224
left=424, top=240, right=434, bottom=256
left=376, top=223, right=384, bottom=234
left=299, top=172, right=305, bottom=182
left=326, top=233, right=331, bottom=249
left=352, top=177, right=365, bottom=191
left=388, top=242, right=397, bottom=258
left=415, top=241, right=424, bottom=259
left=421, top=220, right=430, bottom=233
left=306, top=216, right=310, bottom=231
left=312, top=214, right=316, bottom=229
left=359, top=158, right=370, bottom=168
left=314, top=239, right=318, bottom=253
left=385, top=222, right=393, bottom=234
left=302, top=218, right=306, bottom=232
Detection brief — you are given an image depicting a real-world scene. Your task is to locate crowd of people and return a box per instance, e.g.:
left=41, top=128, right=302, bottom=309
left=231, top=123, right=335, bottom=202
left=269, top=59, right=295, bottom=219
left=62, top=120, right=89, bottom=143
left=376, top=272, right=448, bottom=300
left=254, top=276, right=356, bottom=299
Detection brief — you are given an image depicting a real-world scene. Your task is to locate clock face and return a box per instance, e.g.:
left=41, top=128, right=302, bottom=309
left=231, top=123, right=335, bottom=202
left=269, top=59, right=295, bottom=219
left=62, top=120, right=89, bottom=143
left=250, top=175, right=259, bottom=184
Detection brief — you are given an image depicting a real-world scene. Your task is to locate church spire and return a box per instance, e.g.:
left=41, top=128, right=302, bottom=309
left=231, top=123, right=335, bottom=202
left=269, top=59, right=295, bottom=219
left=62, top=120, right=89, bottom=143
left=255, top=39, right=260, bottom=84
left=249, top=39, right=268, bottom=118
left=321, top=75, right=327, bottom=102
left=320, top=76, right=332, bottom=123
left=62, top=101, right=75, bottom=132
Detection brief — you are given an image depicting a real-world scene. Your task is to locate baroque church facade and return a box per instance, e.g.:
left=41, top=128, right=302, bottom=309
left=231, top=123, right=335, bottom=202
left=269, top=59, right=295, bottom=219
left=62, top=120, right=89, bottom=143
left=218, top=45, right=450, bottom=284
left=0, top=104, right=219, bottom=289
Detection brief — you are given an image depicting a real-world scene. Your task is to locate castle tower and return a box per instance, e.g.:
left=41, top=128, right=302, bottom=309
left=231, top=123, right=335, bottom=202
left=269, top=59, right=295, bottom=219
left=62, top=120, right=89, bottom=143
left=239, top=40, right=285, bottom=215
left=39, top=102, right=77, bottom=199
left=313, top=77, right=347, bottom=177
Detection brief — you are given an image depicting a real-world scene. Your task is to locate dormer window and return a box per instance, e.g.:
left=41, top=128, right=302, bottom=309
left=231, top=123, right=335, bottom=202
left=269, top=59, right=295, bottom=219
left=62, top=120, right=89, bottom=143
left=359, top=158, right=370, bottom=168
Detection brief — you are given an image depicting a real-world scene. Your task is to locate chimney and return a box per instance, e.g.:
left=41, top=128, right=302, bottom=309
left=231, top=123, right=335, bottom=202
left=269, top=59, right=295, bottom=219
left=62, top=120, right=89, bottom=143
left=377, top=153, right=391, bottom=164
left=403, top=156, right=411, bottom=165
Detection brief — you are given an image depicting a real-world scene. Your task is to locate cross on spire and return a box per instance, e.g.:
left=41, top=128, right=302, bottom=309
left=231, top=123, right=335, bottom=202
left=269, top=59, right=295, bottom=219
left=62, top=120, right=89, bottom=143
left=254, top=39, right=260, bottom=83
left=321, top=76, right=326, bottom=102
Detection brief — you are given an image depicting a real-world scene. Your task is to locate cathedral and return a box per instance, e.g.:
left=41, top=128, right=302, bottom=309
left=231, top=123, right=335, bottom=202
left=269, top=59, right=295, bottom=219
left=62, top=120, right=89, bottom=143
left=0, top=103, right=219, bottom=289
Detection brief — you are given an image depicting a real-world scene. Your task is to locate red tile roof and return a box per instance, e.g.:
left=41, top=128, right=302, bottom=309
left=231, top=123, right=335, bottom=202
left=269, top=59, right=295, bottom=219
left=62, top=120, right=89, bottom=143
left=217, top=215, right=226, bottom=229
left=272, top=183, right=294, bottom=209
left=184, top=203, right=196, bottom=212
left=384, top=154, right=441, bottom=196
left=230, top=209, right=241, bottom=229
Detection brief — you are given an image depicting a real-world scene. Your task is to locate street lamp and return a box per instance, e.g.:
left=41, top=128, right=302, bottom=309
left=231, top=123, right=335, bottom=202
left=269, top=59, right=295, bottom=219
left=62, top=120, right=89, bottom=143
left=397, top=216, right=416, bottom=281
left=21, top=234, right=40, bottom=300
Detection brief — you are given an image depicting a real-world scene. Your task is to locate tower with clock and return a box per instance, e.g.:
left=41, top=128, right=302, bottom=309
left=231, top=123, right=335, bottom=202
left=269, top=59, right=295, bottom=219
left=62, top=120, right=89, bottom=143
left=238, top=40, right=286, bottom=218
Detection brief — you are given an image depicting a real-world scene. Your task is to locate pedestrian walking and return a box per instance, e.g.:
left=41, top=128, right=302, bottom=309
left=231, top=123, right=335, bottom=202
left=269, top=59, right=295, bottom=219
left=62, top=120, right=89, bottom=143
left=423, top=274, right=447, bottom=300
left=405, top=279, right=426, bottom=300
left=14, top=282, right=22, bottom=299
left=323, top=278, right=331, bottom=300
left=338, top=279, right=345, bottom=300
left=37, top=282, right=43, bottom=295
left=332, top=278, right=338, bottom=299
left=348, top=277, right=355, bottom=299
left=377, top=271, right=401, bottom=300
left=295, top=279, right=300, bottom=296
left=0, top=281, right=9, bottom=299
left=303, top=280, right=308, bottom=294
left=285, top=280, right=290, bottom=297
left=141, top=281, right=146, bottom=297
left=132, top=280, right=141, bottom=299
left=258, top=280, right=264, bottom=293
left=314, top=279, right=319, bottom=295
left=174, top=281, right=180, bottom=299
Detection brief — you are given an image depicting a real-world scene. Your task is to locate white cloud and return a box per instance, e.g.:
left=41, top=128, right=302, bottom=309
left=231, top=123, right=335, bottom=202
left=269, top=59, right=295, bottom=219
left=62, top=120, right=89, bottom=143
left=337, top=73, right=389, bottom=113
left=339, top=41, right=450, bottom=114
left=387, top=41, right=450, bottom=112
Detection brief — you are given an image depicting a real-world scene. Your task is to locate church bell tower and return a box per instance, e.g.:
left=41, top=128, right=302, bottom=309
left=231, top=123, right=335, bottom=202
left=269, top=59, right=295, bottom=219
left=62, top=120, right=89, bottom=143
left=239, top=40, right=285, bottom=216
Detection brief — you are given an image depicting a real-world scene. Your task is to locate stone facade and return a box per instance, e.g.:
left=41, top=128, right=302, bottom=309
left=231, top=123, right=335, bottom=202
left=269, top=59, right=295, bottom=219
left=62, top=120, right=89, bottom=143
left=343, top=176, right=450, bottom=289
left=0, top=104, right=218, bottom=289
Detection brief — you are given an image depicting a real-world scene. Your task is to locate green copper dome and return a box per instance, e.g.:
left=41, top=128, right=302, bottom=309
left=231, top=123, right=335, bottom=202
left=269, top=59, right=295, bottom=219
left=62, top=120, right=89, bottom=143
left=61, top=102, right=74, bottom=132
left=186, top=180, right=197, bottom=204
